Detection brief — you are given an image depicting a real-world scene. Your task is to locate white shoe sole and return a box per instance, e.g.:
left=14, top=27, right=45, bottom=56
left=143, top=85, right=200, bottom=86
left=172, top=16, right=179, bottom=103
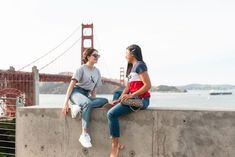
left=79, top=138, right=92, bottom=148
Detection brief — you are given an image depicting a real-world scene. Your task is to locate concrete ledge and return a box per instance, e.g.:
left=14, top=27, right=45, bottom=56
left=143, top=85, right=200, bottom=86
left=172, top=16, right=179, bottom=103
left=28, top=105, right=235, bottom=111
left=16, top=107, right=235, bottom=157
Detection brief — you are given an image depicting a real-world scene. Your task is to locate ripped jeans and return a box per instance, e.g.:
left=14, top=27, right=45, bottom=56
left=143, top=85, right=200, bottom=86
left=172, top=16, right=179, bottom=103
left=70, top=86, right=108, bottom=128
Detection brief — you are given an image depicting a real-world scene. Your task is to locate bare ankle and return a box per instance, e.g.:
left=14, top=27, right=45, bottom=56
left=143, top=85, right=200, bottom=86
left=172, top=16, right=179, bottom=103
left=110, top=137, right=121, bottom=157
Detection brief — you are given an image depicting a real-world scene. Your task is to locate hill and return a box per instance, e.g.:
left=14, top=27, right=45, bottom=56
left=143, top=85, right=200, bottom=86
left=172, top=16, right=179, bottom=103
left=179, top=84, right=235, bottom=90
left=39, top=71, right=186, bottom=94
left=39, top=72, right=235, bottom=94
left=39, top=82, right=185, bottom=94
left=39, top=77, right=123, bottom=94
left=151, top=85, right=187, bottom=93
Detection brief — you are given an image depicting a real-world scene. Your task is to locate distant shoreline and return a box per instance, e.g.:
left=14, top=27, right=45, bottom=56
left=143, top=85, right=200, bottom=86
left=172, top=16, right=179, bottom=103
left=40, top=82, right=235, bottom=95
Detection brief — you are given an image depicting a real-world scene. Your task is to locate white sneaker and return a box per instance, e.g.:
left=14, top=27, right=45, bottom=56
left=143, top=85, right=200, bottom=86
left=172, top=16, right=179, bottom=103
left=79, top=133, right=92, bottom=148
left=86, top=133, right=91, bottom=141
left=70, top=104, right=81, bottom=118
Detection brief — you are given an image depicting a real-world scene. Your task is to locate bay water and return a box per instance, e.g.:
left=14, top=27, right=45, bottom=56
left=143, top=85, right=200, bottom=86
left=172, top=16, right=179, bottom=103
left=40, top=90, right=235, bottom=110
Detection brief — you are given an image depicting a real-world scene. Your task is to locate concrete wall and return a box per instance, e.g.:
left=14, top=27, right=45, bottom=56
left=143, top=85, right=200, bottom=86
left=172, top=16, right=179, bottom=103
left=16, top=106, right=235, bottom=157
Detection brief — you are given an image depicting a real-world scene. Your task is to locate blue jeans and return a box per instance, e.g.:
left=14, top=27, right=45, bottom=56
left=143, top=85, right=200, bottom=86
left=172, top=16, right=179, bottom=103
left=107, top=90, right=150, bottom=137
left=70, top=86, right=108, bottom=129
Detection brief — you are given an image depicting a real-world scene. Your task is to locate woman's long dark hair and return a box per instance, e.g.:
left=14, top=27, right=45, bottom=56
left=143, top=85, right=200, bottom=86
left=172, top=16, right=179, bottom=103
left=82, top=48, right=98, bottom=64
left=126, top=44, right=144, bottom=77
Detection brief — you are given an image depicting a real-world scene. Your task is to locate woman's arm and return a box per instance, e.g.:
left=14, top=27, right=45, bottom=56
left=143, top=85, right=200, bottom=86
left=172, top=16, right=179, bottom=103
left=120, top=83, right=130, bottom=98
left=110, top=83, right=129, bottom=105
left=62, top=79, right=77, bottom=115
left=90, top=89, right=96, bottom=97
left=131, top=71, right=151, bottom=97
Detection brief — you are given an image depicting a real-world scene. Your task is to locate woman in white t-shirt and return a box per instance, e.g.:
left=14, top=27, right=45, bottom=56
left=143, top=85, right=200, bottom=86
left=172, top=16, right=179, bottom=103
left=62, top=48, right=108, bottom=148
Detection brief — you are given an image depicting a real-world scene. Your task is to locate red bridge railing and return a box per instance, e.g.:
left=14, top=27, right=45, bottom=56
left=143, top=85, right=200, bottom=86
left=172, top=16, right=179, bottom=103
left=0, top=66, right=123, bottom=113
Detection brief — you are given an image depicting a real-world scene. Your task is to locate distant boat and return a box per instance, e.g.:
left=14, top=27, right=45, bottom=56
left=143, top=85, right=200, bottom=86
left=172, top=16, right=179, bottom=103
left=209, top=90, right=232, bottom=95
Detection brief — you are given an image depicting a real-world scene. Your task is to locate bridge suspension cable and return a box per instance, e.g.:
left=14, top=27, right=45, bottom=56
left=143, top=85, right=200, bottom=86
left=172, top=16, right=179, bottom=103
left=18, top=24, right=81, bottom=71
left=93, top=28, right=112, bottom=79
left=39, top=36, right=82, bottom=71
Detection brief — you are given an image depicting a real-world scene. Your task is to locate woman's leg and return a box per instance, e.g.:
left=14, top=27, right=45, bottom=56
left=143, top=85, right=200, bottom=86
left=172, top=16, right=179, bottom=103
left=70, top=91, right=93, bottom=148
left=81, top=101, right=92, bottom=129
left=107, top=103, right=133, bottom=157
left=89, top=97, right=109, bottom=108
left=112, top=90, right=122, bottom=100
left=107, top=98, right=150, bottom=156
left=107, top=97, right=150, bottom=135
left=102, top=90, right=122, bottom=110
left=141, top=97, right=150, bottom=110
left=70, top=91, right=92, bottom=129
left=107, top=103, right=133, bottom=137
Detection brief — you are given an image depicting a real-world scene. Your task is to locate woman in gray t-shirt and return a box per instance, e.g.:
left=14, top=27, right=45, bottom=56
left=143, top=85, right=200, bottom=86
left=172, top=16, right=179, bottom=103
left=62, top=48, right=108, bottom=148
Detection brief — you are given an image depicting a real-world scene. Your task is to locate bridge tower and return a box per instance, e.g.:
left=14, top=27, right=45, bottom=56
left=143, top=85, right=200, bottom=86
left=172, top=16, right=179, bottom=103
left=81, top=23, right=94, bottom=64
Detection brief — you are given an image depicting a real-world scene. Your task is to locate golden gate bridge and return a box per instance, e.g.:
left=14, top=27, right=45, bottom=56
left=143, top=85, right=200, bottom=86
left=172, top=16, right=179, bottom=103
left=0, top=23, right=125, bottom=117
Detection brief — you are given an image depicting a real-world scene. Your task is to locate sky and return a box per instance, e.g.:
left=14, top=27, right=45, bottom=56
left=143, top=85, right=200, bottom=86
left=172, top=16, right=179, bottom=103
left=0, top=0, right=235, bottom=86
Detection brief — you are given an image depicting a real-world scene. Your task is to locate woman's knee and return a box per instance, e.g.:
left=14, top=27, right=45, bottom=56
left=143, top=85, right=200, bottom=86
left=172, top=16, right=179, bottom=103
left=107, top=104, right=125, bottom=119
left=102, top=98, right=109, bottom=104
left=95, top=97, right=108, bottom=104
left=82, top=99, right=92, bottom=109
left=70, top=92, right=90, bottom=104
left=107, top=109, right=115, bottom=119
left=113, top=90, right=122, bottom=100
left=86, top=98, right=92, bottom=104
left=142, top=98, right=150, bottom=109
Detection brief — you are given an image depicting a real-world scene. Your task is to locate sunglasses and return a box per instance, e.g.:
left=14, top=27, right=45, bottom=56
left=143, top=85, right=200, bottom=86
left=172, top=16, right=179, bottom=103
left=91, top=53, right=100, bottom=59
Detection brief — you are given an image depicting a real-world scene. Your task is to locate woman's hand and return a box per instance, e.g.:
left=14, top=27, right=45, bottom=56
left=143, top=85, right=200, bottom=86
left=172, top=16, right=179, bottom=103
left=111, top=99, right=121, bottom=106
left=120, top=94, right=133, bottom=101
left=62, top=102, right=69, bottom=116
left=62, top=80, right=76, bottom=116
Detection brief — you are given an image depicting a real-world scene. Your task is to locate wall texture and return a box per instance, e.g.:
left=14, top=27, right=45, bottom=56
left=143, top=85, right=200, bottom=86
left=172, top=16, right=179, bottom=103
left=16, top=106, right=235, bottom=157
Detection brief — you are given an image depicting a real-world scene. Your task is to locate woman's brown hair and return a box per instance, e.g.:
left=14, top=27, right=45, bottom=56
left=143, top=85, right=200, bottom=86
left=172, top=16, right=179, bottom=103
left=82, top=48, right=98, bottom=64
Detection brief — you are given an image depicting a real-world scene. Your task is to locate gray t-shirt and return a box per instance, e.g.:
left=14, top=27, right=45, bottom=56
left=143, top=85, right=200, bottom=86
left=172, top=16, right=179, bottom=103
left=72, top=64, right=102, bottom=91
